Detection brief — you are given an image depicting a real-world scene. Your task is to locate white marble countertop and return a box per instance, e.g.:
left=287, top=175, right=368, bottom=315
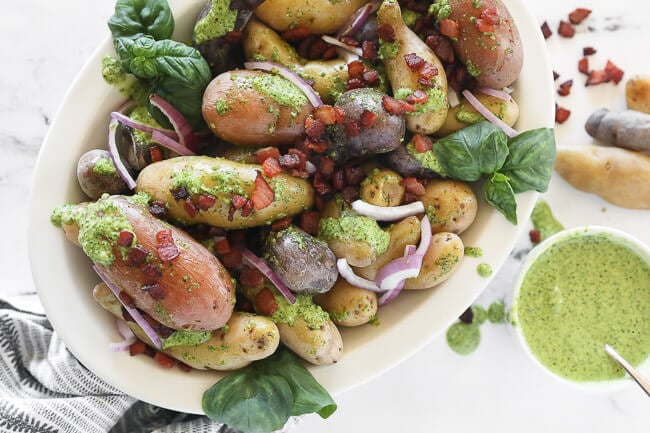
left=2, top=0, right=649, bottom=431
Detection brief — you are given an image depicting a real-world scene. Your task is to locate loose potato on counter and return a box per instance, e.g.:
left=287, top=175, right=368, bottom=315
left=403, top=232, right=464, bottom=290
left=136, top=156, right=314, bottom=229
left=626, top=75, right=650, bottom=114
left=555, top=145, right=650, bottom=209
left=314, top=278, right=378, bottom=327
left=202, top=69, right=312, bottom=146
left=254, top=0, right=368, bottom=34
left=585, top=108, right=650, bottom=153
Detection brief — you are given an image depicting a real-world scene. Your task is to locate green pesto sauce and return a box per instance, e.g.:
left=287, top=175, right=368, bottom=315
left=464, top=246, right=483, bottom=257
left=128, top=105, right=162, bottom=147
left=477, top=263, right=492, bottom=277
left=101, top=55, right=148, bottom=104
left=162, top=330, right=212, bottom=349
left=455, top=104, right=484, bottom=124
left=319, top=213, right=389, bottom=257
left=193, top=0, right=238, bottom=45
left=378, top=41, right=400, bottom=60
left=272, top=294, right=330, bottom=327
left=394, top=87, right=446, bottom=115
left=251, top=73, right=308, bottom=110
left=515, top=233, right=650, bottom=382
left=428, top=0, right=451, bottom=22
left=406, top=141, right=446, bottom=176
left=487, top=300, right=506, bottom=323
left=128, top=191, right=152, bottom=208
left=471, top=305, right=487, bottom=325
left=465, top=59, right=481, bottom=77
left=171, top=165, right=250, bottom=200
left=51, top=195, right=135, bottom=267
left=93, top=157, right=118, bottom=177
left=446, top=322, right=480, bottom=355
left=402, top=9, right=421, bottom=28
left=530, top=199, right=564, bottom=242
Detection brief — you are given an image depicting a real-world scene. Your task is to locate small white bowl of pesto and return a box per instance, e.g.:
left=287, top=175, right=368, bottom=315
left=510, top=225, right=650, bottom=390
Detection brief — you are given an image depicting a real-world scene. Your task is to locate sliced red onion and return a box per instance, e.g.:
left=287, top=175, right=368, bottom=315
left=151, top=130, right=197, bottom=157
left=244, top=61, right=323, bottom=108
left=415, top=215, right=432, bottom=256
left=336, top=258, right=381, bottom=292
left=116, top=317, right=135, bottom=339
left=377, top=280, right=405, bottom=306
left=477, top=87, right=512, bottom=102
left=241, top=248, right=296, bottom=304
left=375, top=253, right=424, bottom=291
left=321, top=35, right=362, bottom=56
left=351, top=200, right=425, bottom=221
left=305, top=160, right=317, bottom=174
left=108, top=335, right=137, bottom=352
left=110, top=111, right=178, bottom=139
left=447, top=88, right=460, bottom=108
left=336, top=0, right=380, bottom=38
left=108, top=118, right=137, bottom=190
left=462, top=89, right=518, bottom=138
left=93, top=265, right=162, bottom=349
left=149, top=94, right=199, bottom=152
left=404, top=244, right=416, bottom=256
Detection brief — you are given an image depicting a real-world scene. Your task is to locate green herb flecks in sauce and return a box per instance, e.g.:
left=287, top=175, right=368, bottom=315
left=193, top=0, right=238, bottom=45
left=319, top=212, right=389, bottom=258
left=93, top=157, right=118, bottom=177
left=530, top=199, right=564, bottom=242
left=128, top=105, right=163, bottom=147
left=406, top=141, right=446, bottom=176
left=162, top=330, right=213, bottom=349
left=101, top=55, right=148, bottom=104
left=446, top=301, right=508, bottom=354
left=464, top=246, right=483, bottom=257
left=272, top=294, right=330, bottom=328
left=477, top=263, right=492, bottom=277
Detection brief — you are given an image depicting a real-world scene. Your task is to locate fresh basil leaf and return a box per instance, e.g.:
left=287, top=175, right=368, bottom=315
left=258, top=349, right=337, bottom=419
left=202, top=368, right=293, bottom=433
left=501, top=128, right=556, bottom=193
left=484, top=172, right=517, bottom=224
left=433, top=121, right=508, bottom=181
left=108, top=0, right=174, bottom=40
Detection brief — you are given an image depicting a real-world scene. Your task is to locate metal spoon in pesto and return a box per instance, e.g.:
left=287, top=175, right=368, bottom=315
left=604, top=344, right=650, bottom=397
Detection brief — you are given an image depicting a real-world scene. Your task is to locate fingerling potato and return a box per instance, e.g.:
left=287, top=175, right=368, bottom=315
left=278, top=318, right=343, bottom=365
left=403, top=232, right=464, bottom=290
left=420, top=180, right=478, bottom=234
left=314, top=278, right=378, bottom=327
left=437, top=93, right=519, bottom=137
left=626, top=75, right=650, bottom=114
left=254, top=0, right=368, bottom=34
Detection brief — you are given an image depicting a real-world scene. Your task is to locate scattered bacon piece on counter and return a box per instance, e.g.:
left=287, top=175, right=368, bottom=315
left=557, top=79, right=574, bottom=96
left=555, top=104, right=571, bottom=124
left=578, top=57, right=590, bottom=75
left=541, top=21, right=552, bottom=39
left=604, top=60, right=624, bottom=84
left=529, top=230, right=542, bottom=244
left=583, top=46, right=597, bottom=56
left=558, top=21, right=575, bottom=38
left=568, top=8, right=592, bottom=25
left=586, top=69, right=608, bottom=86
left=553, top=70, right=560, bottom=81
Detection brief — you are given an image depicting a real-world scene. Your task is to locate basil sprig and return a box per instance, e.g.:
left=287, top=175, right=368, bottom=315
left=433, top=121, right=556, bottom=224
left=202, top=348, right=337, bottom=433
left=108, top=0, right=174, bottom=40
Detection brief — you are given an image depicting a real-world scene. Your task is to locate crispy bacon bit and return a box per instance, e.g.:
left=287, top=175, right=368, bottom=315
left=604, top=60, right=624, bottom=84
left=558, top=20, right=575, bottom=38
left=177, top=362, right=192, bottom=372
left=304, top=138, right=328, bottom=153
left=156, top=229, right=179, bottom=262
left=529, top=229, right=542, bottom=244
left=540, top=21, right=552, bottom=39
left=170, top=186, right=189, bottom=201
left=300, top=210, right=321, bottom=235
left=359, top=110, right=378, bottom=129
left=331, top=170, right=345, bottom=191
left=557, top=79, right=574, bottom=96
left=129, top=341, right=148, bottom=356
left=149, top=146, right=163, bottom=163
left=402, top=177, right=426, bottom=196
left=252, top=172, right=274, bottom=210
left=305, top=117, right=326, bottom=139
left=241, top=266, right=266, bottom=289
left=256, top=147, right=281, bottom=164
left=343, top=118, right=361, bottom=137
left=118, top=291, right=135, bottom=308
left=418, top=62, right=439, bottom=79
left=241, top=199, right=254, bottom=217
left=362, top=69, right=380, bottom=86
left=553, top=70, right=560, bottom=81
left=208, top=226, right=226, bottom=237
left=333, top=106, right=347, bottom=124
left=480, top=7, right=500, bottom=25
left=153, top=352, right=176, bottom=368
left=413, top=134, right=433, bottom=152
left=231, top=194, right=248, bottom=210
left=377, top=23, right=395, bottom=42
left=475, top=18, right=494, bottom=33
left=585, top=69, right=608, bottom=86
left=262, top=157, right=284, bottom=177
left=425, top=35, right=455, bottom=64
left=439, top=18, right=459, bottom=38
left=344, top=166, right=365, bottom=185
left=117, top=231, right=134, bottom=247
left=184, top=198, right=198, bottom=218
left=318, top=157, right=335, bottom=179
left=347, top=77, right=364, bottom=90
left=271, top=216, right=293, bottom=231
left=281, top=26, right=310, bottom=41
left=341, top=185, right=359, bottom=203
left=362, top=40, right=378, bottom=61
left=405, top=53, right=425, bottom=71
left=583, top=46, right=597, bottom=56
left=568, top=8, right=591, bottom=25
left=142, top=263, right=163, bottom=284
left=383, top=95, right=406, bottom=115
left=149, top=200, right=168, bottom=218
left=347, top=60, right=365, bottom=79
left=555, top=104, right=571, bottom=124
left=197, top=194, right=217, bottom=211
left=313, top=173, right=332, bottom=195
left=125, top=246, right=149, bottom=267
left=221, top=248, right=243, bottom=269
left=278, top=153, right=302, bottom=170
left=288, top=149, right=308, bottom=169
left=255, top=288, right=278, bottom=316
left=406, top=89, right=429, bottom=105
left=322, top=46, right=338, bottom=60
left=578, top=57, right=589, bottom=75
left=141, top=283, right=166, bottom=300
left=399, top=99, right=416, bottom=112
left=224, top=30, right=243, bottom=44
left=214, top=238, right=231, bottom=255
left=313, top=105, right=338, bottom=125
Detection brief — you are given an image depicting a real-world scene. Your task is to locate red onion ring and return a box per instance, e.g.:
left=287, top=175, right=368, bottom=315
left=336, top=258, right=381, bottom=292
left=93, top=265, right=163, bottom=349
left=108, top=118, right=137, bottom=190
left=151, top=130, right=197, bottom=156
left=462, top=89, right=518, bottom=138
left=149, top=94, right=199, bottom=152
left=351, top=200, right=425, bottom=221
left=108, top=335, right=137, bottom=352
left=477, top=87, right=512, bottom=102
left=116, top=317, right=135, bottom=340
left=244, top=61, right=323, bottom=108
left=336, top=0, right=380, bottom=38
left=241, top=248, right=296, bottom=304
left=375, top=253, right=424, bottom=291
left=110, top=111, right=178, bottom=139
left=415, top=215, right=432, bottom=256
left=321, top=35, right=362, bottom=56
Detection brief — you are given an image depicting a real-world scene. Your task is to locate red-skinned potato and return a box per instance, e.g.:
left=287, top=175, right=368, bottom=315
left=202, top=69, right=313, bottom=146
left=447, top=0, right=523, bottom=88
left=55, top=195, right=235, bottom=331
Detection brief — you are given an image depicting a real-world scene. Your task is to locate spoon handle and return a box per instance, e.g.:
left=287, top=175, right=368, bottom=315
left=604, top=344, right=650, bottom=397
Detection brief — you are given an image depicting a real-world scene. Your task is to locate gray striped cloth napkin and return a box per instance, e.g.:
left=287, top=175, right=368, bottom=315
left=0, top=299, right=300, bottom=433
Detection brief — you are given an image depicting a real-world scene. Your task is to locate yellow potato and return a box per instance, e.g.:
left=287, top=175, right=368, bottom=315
left=359, top=168, right=405, bottom=207
left=136, top=156, right=313, bottom=229
left=626, top=75, right=650, bottom=114
left=437, top=93, right=520, bottom=137
left=419, top=180, right=478, bottom=234
left=254, top=0, right=368, bottom=34
left=555, top=145, right=650, bottom=209
left=403, top=232, right=464, bottom=290
left=93, top=283, right=280, bottom=370
left=314, top=278, right=378, bottom=327
left=278, top=318, right=343, bottom=365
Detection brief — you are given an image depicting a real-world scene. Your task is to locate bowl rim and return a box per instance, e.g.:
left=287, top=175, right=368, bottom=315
left=510, top=225, right=650, bottom=392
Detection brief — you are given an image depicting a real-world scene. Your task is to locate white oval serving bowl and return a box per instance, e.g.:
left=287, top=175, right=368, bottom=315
left=28, top=0, right=554, bottom=413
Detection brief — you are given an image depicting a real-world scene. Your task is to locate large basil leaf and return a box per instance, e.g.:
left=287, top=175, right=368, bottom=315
left=484, top=173, right=517, bottom=225
left=433, top=121, right=508, bottom=181
left=500, top=128, right=556, bottom=193
left=108, top=0, right=174, bottom=40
